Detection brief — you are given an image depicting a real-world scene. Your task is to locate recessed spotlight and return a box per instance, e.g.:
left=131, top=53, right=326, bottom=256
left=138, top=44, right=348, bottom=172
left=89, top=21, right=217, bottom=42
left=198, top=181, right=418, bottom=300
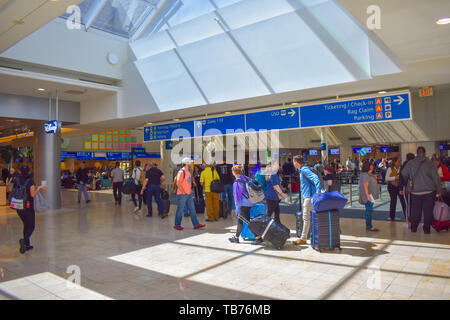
left=225, top=112, right=232, bottom=115
left=174, top=118, right=180, bottom=121
left=37, top=88, right=46, bottom=91
left=436, top=18, right=450, bottom=25
left=378, top=91, right=387, bottom=94
left=13, top=19, right=24, bottom=24
left=147, top=122, right=153, bottom=125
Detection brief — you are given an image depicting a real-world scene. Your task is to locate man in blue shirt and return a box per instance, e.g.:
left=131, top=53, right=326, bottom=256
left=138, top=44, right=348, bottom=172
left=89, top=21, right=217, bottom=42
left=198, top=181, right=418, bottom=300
left=264, top=161, right=288, bottom=223
left=293, top=155, right=322, bottom=245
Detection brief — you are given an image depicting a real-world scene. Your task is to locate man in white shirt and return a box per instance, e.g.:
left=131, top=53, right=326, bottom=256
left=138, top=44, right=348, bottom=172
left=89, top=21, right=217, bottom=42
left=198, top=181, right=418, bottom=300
left=346, top=157, right=355, bottom=171
left=110, top=162, right=124, bottom=206
left=131, top=160, right=144, bottom=213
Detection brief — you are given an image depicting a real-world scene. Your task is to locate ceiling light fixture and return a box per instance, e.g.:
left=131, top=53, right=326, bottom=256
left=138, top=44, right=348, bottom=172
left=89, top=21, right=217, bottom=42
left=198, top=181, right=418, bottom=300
left=225, top=112, right=232, bottom=115
left=436, top=18, right=450, bottom=25
left=174, top=118, right=180, bottom=121
left=378, top=91, right=387, bottom=94
left=37, top=88, right=46, bottom=91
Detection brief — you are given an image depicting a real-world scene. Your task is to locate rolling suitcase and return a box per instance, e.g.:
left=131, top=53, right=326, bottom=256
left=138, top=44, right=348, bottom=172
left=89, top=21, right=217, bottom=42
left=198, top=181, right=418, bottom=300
left=194, top=189, right=205, bottom=214
left=311, top=210, right=341, bottom=252
left=432, top=201, right=450, bottom=232
left=241, top=204, right=266, bottom=240
left=161, top=199, right=170, bottom=215
left=219, top=199, right=228, bottom=219
left=239, top=214, right=290, bottom=250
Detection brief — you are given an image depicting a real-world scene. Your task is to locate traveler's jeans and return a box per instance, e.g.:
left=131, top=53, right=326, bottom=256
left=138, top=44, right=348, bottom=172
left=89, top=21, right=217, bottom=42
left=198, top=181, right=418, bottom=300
left=146, top=184, right=163, bottom=216
left=410, top=192, right=435, bottom=233
left=220, top=184, right=235, bottom=211
left=132, top=184, right=143, bottom=209
left=17, top=208, right=35, bottom=246
left=175, top=193, right=200, bottom=227
left=301, top=197, right=313, bottom=240
left=113, top=182, right=123, bottom=205
left=365, top=201, right=374, bottom=229
left=78, top=183, right=89, bottom=202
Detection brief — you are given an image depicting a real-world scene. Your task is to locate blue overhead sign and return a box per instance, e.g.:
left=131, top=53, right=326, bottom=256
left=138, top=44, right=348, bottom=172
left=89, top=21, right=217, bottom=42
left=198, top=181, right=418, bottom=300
left=144, top=121, right=194, bottom=142
left=300, top=92, right=411, bottom=128
left=246, top=107, right=299, bottom=132
left=194, top=114, right=245, bottom=137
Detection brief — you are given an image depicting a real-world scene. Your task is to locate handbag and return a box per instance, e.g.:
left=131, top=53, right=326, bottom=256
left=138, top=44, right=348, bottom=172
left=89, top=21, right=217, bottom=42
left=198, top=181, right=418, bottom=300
left=210, top=168, right=224, bottom=193
left=34, top=191, right=49, bottom=212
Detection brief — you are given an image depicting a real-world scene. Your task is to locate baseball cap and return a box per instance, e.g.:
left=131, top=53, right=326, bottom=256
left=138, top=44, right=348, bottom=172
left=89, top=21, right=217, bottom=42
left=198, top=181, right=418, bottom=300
left=181, top=157, right=193, bottom=165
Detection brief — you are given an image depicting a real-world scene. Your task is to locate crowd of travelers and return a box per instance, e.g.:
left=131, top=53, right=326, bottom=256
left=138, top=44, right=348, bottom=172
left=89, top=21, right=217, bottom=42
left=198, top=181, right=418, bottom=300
left=3, top=146, right=449, bottom=254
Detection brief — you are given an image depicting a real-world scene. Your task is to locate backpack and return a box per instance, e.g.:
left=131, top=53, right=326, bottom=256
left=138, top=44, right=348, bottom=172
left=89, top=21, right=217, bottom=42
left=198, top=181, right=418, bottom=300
left=254, top=171, right=267, bottom=192
left=237, top=176, right=265, bottom=204
left=171, top=169, right=186, bottom=194
left=10, top=178, right=30, bottom=210
left=301, top=167, right=324, bottom=192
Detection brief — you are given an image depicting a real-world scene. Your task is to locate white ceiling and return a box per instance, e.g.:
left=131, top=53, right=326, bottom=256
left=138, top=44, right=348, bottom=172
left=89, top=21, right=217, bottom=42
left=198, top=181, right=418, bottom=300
left=0, top=0, right=84, bottom=54
left=337, top=0, right=450, bottom=63
left=0, top=67, right=119, bottom=102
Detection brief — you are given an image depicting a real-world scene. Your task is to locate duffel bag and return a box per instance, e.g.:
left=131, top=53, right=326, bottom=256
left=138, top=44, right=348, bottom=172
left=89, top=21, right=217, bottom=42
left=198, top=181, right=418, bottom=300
left=122, top=179, right=137, bottom=195
left=312, top=191, right=347, bottom=212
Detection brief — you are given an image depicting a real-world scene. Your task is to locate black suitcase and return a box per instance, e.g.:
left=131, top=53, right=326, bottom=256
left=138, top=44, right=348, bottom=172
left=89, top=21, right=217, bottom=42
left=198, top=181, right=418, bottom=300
left=311, top=210, right=341, bottom=252
left=195, top=196, right=205, bottom=214
left=240, top=215, right=290, bottom=250
left=219, top=200, right=228, bottom=219
left=161, top=199, right=170, bottom=214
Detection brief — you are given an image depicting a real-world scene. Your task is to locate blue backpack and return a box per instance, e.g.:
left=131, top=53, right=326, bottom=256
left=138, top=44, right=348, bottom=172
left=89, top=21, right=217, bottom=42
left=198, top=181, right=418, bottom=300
left=254, top=172, right=267, bottom=192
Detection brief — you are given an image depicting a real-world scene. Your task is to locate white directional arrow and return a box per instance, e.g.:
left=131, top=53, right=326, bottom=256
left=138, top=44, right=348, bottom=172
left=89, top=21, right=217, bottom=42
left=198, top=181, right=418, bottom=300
left=289, top=108, right=296, bottom=118
left=394, top=96, right=404, bottom=105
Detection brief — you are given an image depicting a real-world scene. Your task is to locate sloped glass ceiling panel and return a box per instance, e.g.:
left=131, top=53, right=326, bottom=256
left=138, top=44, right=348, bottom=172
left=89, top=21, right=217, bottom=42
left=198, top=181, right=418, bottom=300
left=60, top=0, right=98, bottom=25
left=59, top=0, right=162, bottom=38
left=129, top=0, right=402, bottom=111
left=92, top=0, right=159, bottom=38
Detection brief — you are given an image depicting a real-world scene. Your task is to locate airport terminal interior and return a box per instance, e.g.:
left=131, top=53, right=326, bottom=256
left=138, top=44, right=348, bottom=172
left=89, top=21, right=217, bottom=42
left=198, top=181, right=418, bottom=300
left=0, top=0, right=449, bottom=301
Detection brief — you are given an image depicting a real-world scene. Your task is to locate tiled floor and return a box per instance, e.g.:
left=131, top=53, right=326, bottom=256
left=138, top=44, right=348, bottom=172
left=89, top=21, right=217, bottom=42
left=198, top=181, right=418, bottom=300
left=0, top=190, right=449, bottom=300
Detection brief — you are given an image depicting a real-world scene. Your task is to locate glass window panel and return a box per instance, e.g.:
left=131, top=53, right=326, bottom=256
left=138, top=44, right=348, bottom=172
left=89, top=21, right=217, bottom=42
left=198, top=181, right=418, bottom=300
left=91, top=0, right=157, bottom=38
left=60, top=0, right=98, bottom=25
left=131, top=30, right=175, bottom=60
left=211, top=0, right=243, bottom=9
left=232, top=11, right=362, bottom=93
left=135, top=51, right=207, bottom=111
left=170, top=12, right=224, bottom=47
left=178, top=33, right=270, bottom=104
left=166, top=0, right=215, bottom=27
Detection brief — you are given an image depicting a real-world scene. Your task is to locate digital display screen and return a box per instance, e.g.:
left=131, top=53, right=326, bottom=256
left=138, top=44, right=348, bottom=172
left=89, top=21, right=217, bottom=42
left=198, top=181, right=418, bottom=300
left=380, top=147, right=390, bottom=153
left=328, top=148, right=340, bottom=155
left=353, top=147, right=372, bottom=154
left=309, top=150, right=319, bottom=156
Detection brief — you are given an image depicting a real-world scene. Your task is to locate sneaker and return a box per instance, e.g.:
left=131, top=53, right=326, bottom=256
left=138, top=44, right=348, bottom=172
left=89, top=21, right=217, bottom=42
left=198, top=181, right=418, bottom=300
left=174, top=226, right=184, bottom=231
left=252, top=238, right=264, bottom=245
left=133, top=207, right=139, bottom=213
left=366, top=227, right=379, bottom=232
left=26, top=245, right=34, bottom=251
left=293, top=239, right=307, bottom=245
left=19, top=239, right=26, bottom=254
left=86, top=200, right=90, bottom=204
left=228, top=236, right=239, bottom=243
left=194, top=224, right=206, bottom=229
left=146, top=214, right=152, bottom=218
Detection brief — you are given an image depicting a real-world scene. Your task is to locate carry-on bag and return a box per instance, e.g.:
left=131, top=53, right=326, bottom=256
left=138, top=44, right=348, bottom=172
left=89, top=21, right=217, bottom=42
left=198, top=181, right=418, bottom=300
left=239, top=214, right=290, bottom=250
left=312, top=191, right=348, bottom=212
left=219, top=200, right=228, bottom=219
left=311, top=210, right=341, bottom=252
left=432, top=201, right=450, bottom=232
left=194, top=193, right=205, bottom=214
left=122, top=179, right=137, bottom=195
left=241, top=204, right=266, bottom=240
left=161, top=199, right=170, bottom=214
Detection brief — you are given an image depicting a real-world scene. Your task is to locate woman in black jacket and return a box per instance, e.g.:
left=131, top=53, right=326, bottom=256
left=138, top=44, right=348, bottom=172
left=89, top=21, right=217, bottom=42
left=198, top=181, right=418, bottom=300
left=13, top=166, right=46, bottom=254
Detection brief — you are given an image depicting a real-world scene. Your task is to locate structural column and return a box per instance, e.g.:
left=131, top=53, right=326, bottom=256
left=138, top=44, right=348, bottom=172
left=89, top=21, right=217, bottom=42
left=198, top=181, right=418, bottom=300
left=33, top=122, right=62, bottom=210
left=320, top=127, right=329, bottom=164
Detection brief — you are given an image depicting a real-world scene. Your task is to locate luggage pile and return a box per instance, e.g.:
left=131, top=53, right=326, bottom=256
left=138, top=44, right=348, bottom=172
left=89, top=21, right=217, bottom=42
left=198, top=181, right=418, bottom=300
left=310, top=191, right=348, bottom=252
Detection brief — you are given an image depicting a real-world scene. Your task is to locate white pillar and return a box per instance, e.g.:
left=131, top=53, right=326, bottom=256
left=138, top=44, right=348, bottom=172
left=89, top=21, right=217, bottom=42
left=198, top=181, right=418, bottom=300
left=320, top=127, right=329, bottom=164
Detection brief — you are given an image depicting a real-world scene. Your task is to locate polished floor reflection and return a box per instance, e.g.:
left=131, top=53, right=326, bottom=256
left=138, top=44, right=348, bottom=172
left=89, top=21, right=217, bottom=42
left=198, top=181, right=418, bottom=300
left=0, top=191, right=449, bottom=300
